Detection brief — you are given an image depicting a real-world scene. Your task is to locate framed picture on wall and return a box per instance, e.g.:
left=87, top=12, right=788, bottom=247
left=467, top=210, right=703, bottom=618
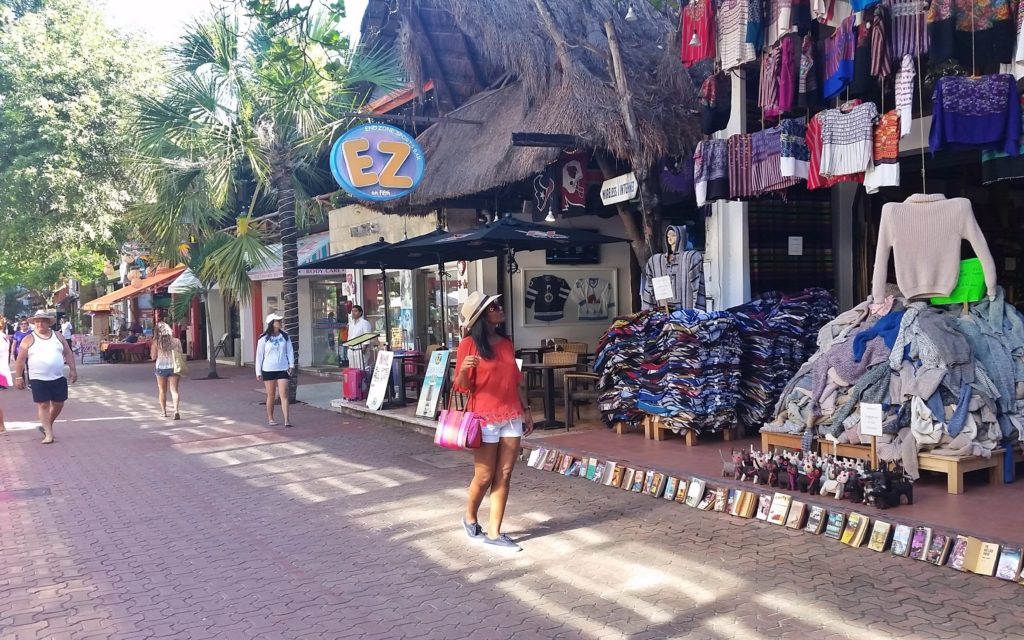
left=520, top=267, right=618, bottom=327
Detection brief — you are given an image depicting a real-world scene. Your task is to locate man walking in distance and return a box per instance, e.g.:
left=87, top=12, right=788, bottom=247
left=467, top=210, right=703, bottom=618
left=13, top=310, right=77, bottom=444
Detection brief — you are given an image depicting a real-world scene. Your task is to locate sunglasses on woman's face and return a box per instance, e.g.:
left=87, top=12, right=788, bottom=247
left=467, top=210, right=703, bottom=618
left=487, top=303, right=503, bottom=312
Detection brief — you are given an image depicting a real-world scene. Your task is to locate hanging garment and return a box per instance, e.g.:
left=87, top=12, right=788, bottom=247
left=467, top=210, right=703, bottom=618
left=851, top=6, right=892, bottom=95
left=525, top=275, right=572, bottom=322
left=759, top=43, right=783, bottom=118
left=700, top=72, right=732, bottom=135
left=806, top=108, right=865, bottom=189
left=886, top=0, right=930, bottom=60
left=661, top=158, right=695, bottom=197
left=819, top=101, right=879, bottom=177
left=681, top=0, right=717, bottom=67
left=895, top=54, right=916, bottom=137
left=927, top=0, right=1014, bottom=69
left=870, top=194, right=998, bottom=301
left=780, top=116, right=810, bottom=179
left=777, top=32, right=801, bottom=113
left=572, top=277, right=615, bottom=321
left=823, top=14, right=857, bottom=99
left=694, top=139, right=730, bottom=206
left=642, top=250, right=707, bottom=311
left=765, top=0, right=794, bottom=49
left=560, top=152, right=588, bottom=212
left=864, top=110, right=902, bottom=193
left=930, top=74, right=1021, bottom=156
left=720, top=0, right=758, bottom=70
left=981, top=88, right=1024, bottom=182
left=747, top=0, right=765, bottom=53
left=797, top=34, right=819, bottom=108
left=752, top=123, right=803, bottom=194
left=728, top=133, right=757, bottom=199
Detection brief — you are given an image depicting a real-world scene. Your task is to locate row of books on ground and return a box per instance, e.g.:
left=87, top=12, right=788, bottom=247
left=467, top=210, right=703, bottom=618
left=524, top=446, right=1024, bottom=583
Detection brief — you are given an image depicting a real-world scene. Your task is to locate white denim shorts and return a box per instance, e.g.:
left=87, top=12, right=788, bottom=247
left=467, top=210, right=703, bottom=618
left=481, top=417, right=524, bottom=443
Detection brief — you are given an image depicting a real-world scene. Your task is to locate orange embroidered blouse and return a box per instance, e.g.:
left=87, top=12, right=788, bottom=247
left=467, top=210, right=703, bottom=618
left=454, top=336, right=524, bottom=423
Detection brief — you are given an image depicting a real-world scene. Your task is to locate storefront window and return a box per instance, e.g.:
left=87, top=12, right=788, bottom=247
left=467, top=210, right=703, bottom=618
left=362, top=270, right=413, bottom=349
left=311, top=277, right=352, bottom=366
left=422, top=263, right=461, bottom=348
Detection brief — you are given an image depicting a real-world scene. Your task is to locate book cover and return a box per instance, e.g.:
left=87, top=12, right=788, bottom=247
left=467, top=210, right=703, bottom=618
left=642, top=470, right=656, bottom=494
left=824, top=512, right=846, bottom=540
left=841, top=513, right=865, bottom=546
left=527, top=448, right=544, bottom=468
left=592, top=462, right=606, bottom=482
left=664, top=477, right=679, bottom=500
left=654, top=474, right=669, bottom=498
left=975, top=542, right=1001, bottom=576
left=542, top=449, right=559, bottom=472
left=552, top=452, right=565, bottom=472
left=926, top=534, right=953, bottom=566
left=755, top=494, right=773, bottom=521
left=767, top=493, right=791, bottom=525
left=631, top=470, right=645, bottom=492
left=727, top=489, right=741, bottom=516
left=713, top=488, right=728, bottom=512
left=908, top=527, right=932, bottom=561
left=566, top=461, right=581, bottom=476
left=1003, top=548, right=1024, bottom=580
left=557, top=454, right=573, bottom=474
left=684, top=479, right=705, bottom=507
left=646, top=472, right=661, bottom=496
left=741, top=492, right=760, bottom=519
left=696, top=489, right=715, bottom=510
left=804, top=506, right=826, bottom=534
left=949, top=535, right=970, bottom=571
left=609, top=463, right=623, bottom=487
left=785, top=501, right=807, bottom=529
left=675, top=478, right=689, bottom=502
left=621, top=468, right=636, bottom=490
left=891, top=525, right=914, bottom=557
left=867, top=521, right=893, bottom=552
left=600, top=462, right=616, bottom=485
left=585, top=458, right=598, bottom=480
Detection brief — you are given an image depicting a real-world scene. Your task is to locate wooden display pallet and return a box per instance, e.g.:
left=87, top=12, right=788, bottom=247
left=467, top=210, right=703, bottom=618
left=918, top=449, right=1005, bottom=495
left=760, top=431, right=806, bottom=454
left=613, top=422, right=643, bottom=435
left=645, top=415, right=737, bottom=445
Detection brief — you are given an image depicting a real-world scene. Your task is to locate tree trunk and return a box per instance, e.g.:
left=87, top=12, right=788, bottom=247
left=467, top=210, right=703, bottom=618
left=202, top=292, right=219, bottom=379
left=274, top=167, right=299, bottom=403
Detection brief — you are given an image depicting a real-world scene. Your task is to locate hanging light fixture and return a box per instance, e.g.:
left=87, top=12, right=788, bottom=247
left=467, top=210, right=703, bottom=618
left=688, top=30, right=700, bottom=47
left=624, top=2, right=638, bottom=22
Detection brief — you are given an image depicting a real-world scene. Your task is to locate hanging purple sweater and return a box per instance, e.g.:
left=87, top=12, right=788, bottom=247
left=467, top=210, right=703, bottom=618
left=929, top=74, right=1021, bottom=156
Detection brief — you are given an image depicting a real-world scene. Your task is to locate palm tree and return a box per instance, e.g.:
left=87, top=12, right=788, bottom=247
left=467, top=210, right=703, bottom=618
left=135, top=11, right=400, bottom=399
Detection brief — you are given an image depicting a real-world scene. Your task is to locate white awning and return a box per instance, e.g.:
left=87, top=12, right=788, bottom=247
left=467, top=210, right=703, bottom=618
left=248, top=232, right=337, bottom=281
left=167, top=269, right=202, bottom=294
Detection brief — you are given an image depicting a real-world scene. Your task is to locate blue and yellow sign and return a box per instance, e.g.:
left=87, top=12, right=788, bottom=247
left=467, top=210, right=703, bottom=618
left=330, top=124, right=426, bottom=201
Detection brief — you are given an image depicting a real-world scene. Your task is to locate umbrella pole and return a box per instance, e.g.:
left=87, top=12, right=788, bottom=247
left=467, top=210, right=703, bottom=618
left=438, top=259, right=447, bottom=349
left=507, top=255, right=515, bottom=343
left=380, top=266, right=398, bottom=408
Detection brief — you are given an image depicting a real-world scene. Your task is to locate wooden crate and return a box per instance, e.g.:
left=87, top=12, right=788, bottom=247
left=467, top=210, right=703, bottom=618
left=918, top=449, right=1005, bottom=495
left=645, top=415, right=736, bottom=446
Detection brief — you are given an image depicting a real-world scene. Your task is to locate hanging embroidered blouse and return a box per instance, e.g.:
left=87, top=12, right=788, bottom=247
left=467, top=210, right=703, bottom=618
left=864, top=110, right=902, bottom=193
left=752, top=124, right=803, bottom=195
left=927, top=0, right=1014, bottom=70
left=851, top=7, right=891, bottom=95
left=719, top=0, right=758, bottom=70
left=747, top=0, right=765, bottom=52
left=694, top=139, right=731, bottom=206
left=823, top=15, right=857, bottom=100
left=759, top=44, right=783, bottom=118
left=765, top=0, right=793, bottom=49
left=885, top=0, right=929, bottom=60
left=780, top=117, right=810, bottom=179
left=728, top=133, right=756, bottom=199
left=797, top=34, right=818, bottom=108
left=929, top=74, right=1021, bottom=155
left=681, top=0, right=717, bottom=67
left=700, top=73, right=732, bottom=135
left=895, top=54, right=915, bottom=137
left=806, top=111, right=865, bottom=190
left=819, top=101, right=879, bottom=176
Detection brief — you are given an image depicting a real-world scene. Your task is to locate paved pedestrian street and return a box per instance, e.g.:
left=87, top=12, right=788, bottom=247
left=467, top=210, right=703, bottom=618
left=2, top=364, right=1023, bottom=640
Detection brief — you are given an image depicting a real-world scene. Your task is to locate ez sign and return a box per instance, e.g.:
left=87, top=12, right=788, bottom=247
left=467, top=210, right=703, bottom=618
left=330, top=124, right=426, bottom=202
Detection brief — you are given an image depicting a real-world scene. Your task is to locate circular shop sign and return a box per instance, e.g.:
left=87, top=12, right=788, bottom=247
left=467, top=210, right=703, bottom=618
left=330, top=124, right=426, bottom=202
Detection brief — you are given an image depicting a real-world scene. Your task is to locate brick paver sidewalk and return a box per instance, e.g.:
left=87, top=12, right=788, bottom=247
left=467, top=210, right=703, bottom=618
left=1, top=363, right=1022, bottom=640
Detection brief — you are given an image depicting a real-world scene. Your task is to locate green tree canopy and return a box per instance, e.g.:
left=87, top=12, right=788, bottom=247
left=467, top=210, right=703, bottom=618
left=0, top=0, right=161, bottom=293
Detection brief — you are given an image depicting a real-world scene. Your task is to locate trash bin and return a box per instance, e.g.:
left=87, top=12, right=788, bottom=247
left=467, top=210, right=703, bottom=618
left=343, top=368, right=365, bottom=401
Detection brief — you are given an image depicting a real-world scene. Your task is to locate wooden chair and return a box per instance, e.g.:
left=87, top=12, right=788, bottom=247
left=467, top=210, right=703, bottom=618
left=528, top=351, right=578, bottom=404
left=564, top=372, right=600, bottom=430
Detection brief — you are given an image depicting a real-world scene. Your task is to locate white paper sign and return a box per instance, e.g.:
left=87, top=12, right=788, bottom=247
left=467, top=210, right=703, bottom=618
left=787, top=236, right=804, bottom=256
left=415, top=349, right=451, bottom=418
left=366, top=350, right=396, bottom=411
left=600, top=172, right=639, bottom=205
left=652, top=275, right=674, bottom=303
left=860, top=403, right=884, bottom=437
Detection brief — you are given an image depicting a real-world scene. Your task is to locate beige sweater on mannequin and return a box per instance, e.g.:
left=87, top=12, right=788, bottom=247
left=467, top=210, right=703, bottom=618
left=871, top=194, right=997, bottom=301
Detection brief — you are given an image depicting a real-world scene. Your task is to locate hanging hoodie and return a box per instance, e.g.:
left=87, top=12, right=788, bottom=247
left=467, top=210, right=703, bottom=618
left=641, top=225, right=707, bottom=311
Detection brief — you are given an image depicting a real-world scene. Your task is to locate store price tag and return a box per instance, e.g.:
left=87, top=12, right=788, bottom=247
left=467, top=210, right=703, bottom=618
left=861, top=403, right=884, bottom=437
left=788, top=236, right=804, bottom=256
left=652, top=276, right=674, bottom=303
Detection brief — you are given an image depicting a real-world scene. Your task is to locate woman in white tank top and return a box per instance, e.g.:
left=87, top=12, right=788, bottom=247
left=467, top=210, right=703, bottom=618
left=150, top=323, right=184, bottom=419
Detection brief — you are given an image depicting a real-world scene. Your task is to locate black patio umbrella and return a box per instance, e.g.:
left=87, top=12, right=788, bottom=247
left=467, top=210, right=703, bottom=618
left=395, top=216, right=626, bottom=340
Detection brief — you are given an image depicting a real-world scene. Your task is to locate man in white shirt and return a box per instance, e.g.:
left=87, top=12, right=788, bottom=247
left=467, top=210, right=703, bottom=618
left=347, top=305, right=373, bottom=370
left=61, top=318, right=73, bottom=341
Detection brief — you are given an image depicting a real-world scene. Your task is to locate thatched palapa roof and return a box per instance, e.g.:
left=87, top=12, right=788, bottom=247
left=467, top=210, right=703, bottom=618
left=361, top=0, right=700, bottom=206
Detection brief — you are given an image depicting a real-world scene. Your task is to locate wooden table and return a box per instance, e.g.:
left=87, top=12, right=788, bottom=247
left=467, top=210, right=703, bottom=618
left=103, top=342, right=151, bottom=363
left=918, top=449, right=1005, bottom=494
left=521, top=362, right=579, bottom=429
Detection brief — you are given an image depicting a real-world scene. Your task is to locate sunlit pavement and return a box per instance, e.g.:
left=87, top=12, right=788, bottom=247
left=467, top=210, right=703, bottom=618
left=1, top=363, right=1023, bottom=640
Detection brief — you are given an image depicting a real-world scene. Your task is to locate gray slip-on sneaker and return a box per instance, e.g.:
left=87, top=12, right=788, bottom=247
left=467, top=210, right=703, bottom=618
left=462, top=518, right=484, bottom=540
left=483, top=533, right=522, bottom=552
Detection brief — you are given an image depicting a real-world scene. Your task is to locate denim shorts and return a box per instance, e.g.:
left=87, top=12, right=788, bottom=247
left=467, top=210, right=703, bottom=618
left=480, top=418, right=524, bottom=444
left=155, top=368, right=175, bottom=378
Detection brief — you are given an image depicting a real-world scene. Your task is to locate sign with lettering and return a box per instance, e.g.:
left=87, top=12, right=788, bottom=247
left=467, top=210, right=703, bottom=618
left=415, top=349, right=451, bottom=419
left=652, top=276, right=674, bottom=303
left=600, top=172, right=638, bottom=205
left=330, top=124, right=426, bottom=202
left=366, top=349, right=396, bottom=411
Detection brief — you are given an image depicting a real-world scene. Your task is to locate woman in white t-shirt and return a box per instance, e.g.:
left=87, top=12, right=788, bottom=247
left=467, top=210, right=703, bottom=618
left=255, top=313, right=295, bottom=427
left=150, top=323, right=184, bottom=419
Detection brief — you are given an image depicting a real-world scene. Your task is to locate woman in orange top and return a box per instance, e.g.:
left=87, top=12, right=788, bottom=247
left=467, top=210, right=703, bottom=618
left=454, top=291, right=534, bottom=552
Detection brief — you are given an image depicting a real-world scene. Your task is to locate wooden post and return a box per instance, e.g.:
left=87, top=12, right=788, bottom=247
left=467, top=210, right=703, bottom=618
left=870, top=436, right=878, bottom=470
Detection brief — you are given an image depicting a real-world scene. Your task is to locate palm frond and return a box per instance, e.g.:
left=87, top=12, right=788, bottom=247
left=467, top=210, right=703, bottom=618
left=170, top=284, right=205, bottom=323
left=170, top=15, right=240, bottom=80
left=199, top=227, right=275, bottom=304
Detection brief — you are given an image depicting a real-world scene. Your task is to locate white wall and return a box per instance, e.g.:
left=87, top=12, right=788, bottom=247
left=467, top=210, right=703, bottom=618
left=297, top=278, right=312, bottom=367
left=241, top=301, right=254, bottom=365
